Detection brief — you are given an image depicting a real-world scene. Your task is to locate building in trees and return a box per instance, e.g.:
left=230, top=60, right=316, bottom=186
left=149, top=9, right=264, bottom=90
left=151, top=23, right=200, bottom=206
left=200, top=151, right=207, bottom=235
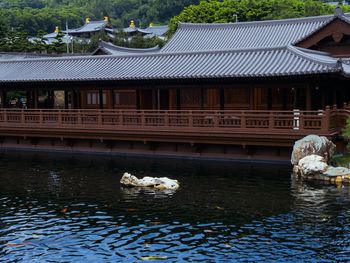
left=0, top=9, right=349, bottom=160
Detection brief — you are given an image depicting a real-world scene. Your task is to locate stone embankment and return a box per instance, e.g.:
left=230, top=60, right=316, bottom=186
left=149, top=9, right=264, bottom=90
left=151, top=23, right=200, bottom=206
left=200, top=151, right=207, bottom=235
left=292, top=135, right=350, bottom=184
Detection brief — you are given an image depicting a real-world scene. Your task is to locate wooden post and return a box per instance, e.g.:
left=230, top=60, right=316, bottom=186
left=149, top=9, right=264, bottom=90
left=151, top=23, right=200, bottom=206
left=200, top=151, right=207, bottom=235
left=141, top=110, right=145, bottom=126
left=39, top=110, right=43, bottom=124
left=64, top=90, right=69, bottom=109
left=110, top=90, right=115, bottom=109
left=164, top=111, right=169, bottom=127
left=34, top=90, right=38, bottom=108
left=98, top=109, right=102, bottom=125
left=306, top=85, right=311, bottom=110
left=322, top=106, right=330, bottom=132
left=118, top=110, right=123, bottom=125
left=176, top=89, right=181, bottom=110
left=21, top=109, right=24, bottom=124
left=267, top=88, right=272, bottom=110
left=58, top=110, right=62, bottom=125
left=269, top=112, right=274, bottom=129
left=220, top=88, right=225, bottom=111
left=299, top=112, right=305, bottom=130
left=188, top=111, right=193, bottom=127
left=136, top=89, right=141, bottom=110
left=99, top=89, right=104, bottom=110
left=241, top=111, right=246, bottom=129
left=1, top=90, right=7, bottom=108
left=77, top=110, right=82, bottom=125
left=213, top=111, right=219, bottom=128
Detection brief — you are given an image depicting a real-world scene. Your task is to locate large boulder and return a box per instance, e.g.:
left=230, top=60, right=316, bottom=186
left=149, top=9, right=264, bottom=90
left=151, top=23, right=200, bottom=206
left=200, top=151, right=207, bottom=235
left=120, top=172, right=179, bottom=190
left=294, top=154, right=328, bottom=176
left=291, top=135, right=336, bottom=165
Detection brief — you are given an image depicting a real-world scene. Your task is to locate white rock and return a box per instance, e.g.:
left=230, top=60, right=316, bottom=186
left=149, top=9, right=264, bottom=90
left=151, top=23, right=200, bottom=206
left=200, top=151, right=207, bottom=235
left=323, top=166, right=350, bottom=177
left=291, top=135, right=336, bottom=165
left=120, top=173, right=179, bottom=190
left=297, top=154, right=328, bottom=176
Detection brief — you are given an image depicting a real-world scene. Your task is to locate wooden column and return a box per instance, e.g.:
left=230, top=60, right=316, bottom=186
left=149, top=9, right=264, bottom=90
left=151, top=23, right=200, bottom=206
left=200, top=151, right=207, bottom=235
left=267, top=88, right=272, bottom=110
left=136, top=89, right=141, bottom=110
left=64, top=90, right=69, bottom=109
left=176, top=89, right=181, bottom=110
left=152, top=88, right=156, bottom=110
left=47, top=91, right=52, bottom=108
left=25, top=91, right=30, bottom=108
left=199, top=87, right=204, bottom=110
left=220, top=88, right=225, bottom=111
left=1, top=90, right=7, bottom=108
left=306, top=85, right=311, bottom=110
left=282, top=88, right=287, bottom=110
left=76, top=90, right=81, bottom=109
left=99, top=89, right=104, bottom=110
left=34, top=90, right=38, bottom=108
left=110, top=90, right=115, bottom=109
left=157, top=88, right=161, bottom=110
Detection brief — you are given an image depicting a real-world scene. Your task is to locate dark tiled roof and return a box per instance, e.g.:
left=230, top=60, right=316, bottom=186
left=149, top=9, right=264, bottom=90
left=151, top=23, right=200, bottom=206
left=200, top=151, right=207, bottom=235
left=93, top=41, right=160, bottom=55
left=0, top=46, right=346, bottom=83
left=65, top=21, right=109, bottom=34
left=162, top=13, right=350, bottom=52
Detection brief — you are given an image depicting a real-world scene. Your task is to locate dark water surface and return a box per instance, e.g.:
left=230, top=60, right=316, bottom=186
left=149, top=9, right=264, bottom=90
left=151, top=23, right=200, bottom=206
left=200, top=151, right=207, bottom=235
left=0, top=154, right=350, bottom=262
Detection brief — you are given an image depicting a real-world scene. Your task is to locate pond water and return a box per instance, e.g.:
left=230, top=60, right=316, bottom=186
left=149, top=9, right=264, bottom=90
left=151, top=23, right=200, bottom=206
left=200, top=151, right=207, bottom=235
left=0, top=154, right=350, bottom=262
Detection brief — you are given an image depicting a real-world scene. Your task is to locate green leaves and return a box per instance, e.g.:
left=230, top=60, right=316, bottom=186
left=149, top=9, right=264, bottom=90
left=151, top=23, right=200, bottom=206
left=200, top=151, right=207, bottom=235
left=169, top=0, right=343, bottom=35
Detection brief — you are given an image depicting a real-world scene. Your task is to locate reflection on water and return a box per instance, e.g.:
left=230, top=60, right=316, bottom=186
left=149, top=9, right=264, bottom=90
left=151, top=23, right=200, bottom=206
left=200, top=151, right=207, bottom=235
left=0, top=153, right=349, bottom=262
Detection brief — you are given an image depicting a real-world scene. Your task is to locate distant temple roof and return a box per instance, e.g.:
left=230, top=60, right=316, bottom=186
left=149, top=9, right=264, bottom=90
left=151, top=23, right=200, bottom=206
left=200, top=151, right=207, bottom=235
left=92, top=41, right=160, bottom=55
left=0, top=45, right=348, bottom=83
left=0, top=52, right=63, bottom=61
left=122, top=23, right=168, bottom=37
left=65, top=20, right=110, bottom=35
left=162, top=12, right=350, bottom=52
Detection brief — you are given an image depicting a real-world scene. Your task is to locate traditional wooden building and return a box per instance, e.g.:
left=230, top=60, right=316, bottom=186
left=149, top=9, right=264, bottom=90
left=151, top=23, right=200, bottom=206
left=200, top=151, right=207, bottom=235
left=0, top=9, right=349, bottom=161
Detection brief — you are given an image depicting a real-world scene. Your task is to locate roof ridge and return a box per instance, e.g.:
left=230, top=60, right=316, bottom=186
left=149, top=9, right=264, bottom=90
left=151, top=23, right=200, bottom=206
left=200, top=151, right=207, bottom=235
left=178, top=15, right=333, bottom=30
left=287, top=45, right=339, bottom=67
left=0, top=46, right=291, bottom=64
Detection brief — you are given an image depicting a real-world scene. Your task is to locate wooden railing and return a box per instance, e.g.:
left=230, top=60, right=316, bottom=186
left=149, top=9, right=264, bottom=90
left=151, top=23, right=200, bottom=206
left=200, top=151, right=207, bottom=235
left=0, top=108, right=344, bottom=135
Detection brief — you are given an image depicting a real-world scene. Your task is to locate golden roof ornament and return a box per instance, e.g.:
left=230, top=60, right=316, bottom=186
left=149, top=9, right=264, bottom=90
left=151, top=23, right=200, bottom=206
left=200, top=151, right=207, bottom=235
left=85, top=17, right=91, bottom=24
left=54, top=26, right=60, bottom=33
left=130, top=20, right=135, bottom=28
left=104, top=16, right=109, bottom=22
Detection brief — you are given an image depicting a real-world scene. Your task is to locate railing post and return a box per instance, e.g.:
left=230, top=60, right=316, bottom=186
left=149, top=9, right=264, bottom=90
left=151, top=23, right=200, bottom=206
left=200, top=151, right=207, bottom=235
left=213, top=111, right=219, bottom=128
left=3, top=109, right=7, bottom=123
left=241, top=111, right=246, bottom=129
left=141, top=111, right=145, bottom=126
left=118, top=110, right=123, bottom=126
left=77, top=110, right=82, bottom=125
left=164, top=111, right=169, bottom=127
left=299, top=112, right=305, bottom=130
left=321, top=106, right=330, bottom=133
left=58, top=110, right=62, bottom=125
left=39, top=110, right=43, bottom=124
left=98, top=109, right=102, bottom=125
left=188, top=111, right=193, bottom=127
left=269, top=112, right=274, bottom=129
left=21, top=109, right=25, bottom=124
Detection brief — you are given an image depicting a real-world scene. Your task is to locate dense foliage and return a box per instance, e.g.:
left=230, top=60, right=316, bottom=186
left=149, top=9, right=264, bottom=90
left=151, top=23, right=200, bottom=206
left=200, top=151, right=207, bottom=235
left=0, top=0, right=348, bottom=53
left=0, top=0, right=200, bottom=35
left=169, top=0, right=350, bottom=34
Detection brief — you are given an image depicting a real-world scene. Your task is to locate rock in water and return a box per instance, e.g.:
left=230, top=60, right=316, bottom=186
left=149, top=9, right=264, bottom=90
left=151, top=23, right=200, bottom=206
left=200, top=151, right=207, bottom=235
left=291, top=135, right=336, bottom=165
left=323, top=166, right=350, bottom=177
left=120, top=173, right=179, bottom=190
left=295, top=154, right=328, bottom=176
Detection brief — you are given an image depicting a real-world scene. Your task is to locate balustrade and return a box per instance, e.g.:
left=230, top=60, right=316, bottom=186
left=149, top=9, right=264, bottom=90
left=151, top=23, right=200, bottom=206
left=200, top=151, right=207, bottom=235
left=0, top=108, right=342, bottom=135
